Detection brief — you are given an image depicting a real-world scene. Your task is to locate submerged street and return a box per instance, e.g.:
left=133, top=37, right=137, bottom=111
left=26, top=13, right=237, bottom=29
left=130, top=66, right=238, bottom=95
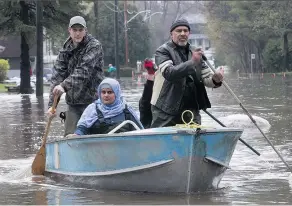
left=0, top=75, right=292, bottom=205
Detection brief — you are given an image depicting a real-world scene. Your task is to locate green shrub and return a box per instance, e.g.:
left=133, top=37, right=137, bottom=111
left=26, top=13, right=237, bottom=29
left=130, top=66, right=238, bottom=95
left=263, top=39, right=284, bottom=73
left=0, top=59, right=10, bottom=82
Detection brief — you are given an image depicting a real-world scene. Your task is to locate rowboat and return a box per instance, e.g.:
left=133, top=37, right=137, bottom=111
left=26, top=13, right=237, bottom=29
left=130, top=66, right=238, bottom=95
left=44, top=119, right=243, bottom=193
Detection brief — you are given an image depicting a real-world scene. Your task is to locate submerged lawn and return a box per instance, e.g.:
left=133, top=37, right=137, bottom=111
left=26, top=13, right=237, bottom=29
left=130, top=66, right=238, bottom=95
left=0, top=83, right=17, bottom=93
left=0, top=84, right=6, bottom=92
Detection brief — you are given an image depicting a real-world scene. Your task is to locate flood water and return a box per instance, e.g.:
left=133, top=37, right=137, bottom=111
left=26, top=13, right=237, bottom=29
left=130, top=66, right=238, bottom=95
left=0, top=73, right=292, bottom=205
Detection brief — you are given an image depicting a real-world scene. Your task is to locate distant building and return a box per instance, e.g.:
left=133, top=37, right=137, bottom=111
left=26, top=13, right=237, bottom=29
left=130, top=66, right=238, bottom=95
left=184, top=14, right=211, bottom=50
left=0, top=33, right=56, bottom=78
left=0, top=36, right=37, bottom=78
left=184, top=14, right=216, bottom=68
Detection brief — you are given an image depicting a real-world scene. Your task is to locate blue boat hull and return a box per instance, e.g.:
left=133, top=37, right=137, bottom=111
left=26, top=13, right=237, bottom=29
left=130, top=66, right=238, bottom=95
left=45, top=127, right=243, bottom=193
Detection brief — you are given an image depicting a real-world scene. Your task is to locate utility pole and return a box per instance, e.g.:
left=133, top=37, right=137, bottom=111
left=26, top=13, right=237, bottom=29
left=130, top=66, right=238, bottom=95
left=124, top=0, right=129, bottom=66
left=19, top=1, right=31, bottom=94
left=36, top=0, right=43, bottom=96
left=144, top=1, right=147, bottom=11
left=114, top=0, right=120, bottom=79
left=251, top=53, right=255, bottom=77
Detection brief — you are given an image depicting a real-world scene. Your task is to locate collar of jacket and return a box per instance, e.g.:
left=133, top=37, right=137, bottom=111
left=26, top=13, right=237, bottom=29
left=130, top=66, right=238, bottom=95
left=63, top=34, right=93, bottom=51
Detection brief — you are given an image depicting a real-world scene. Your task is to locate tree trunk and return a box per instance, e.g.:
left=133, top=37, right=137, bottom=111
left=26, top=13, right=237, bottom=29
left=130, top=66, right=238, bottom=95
left=36, top=0, right=44, bottom=96
left=240, top=52, right=247, bottom=73
left=242, top=38, right=249, bottom=73
left=160, top=1, right=169, bottom=45
left=19, top=1, right=32, bottom=94
left=93, top=1, right=99, bottom=37
left=248, top=39, right=253, bottom=74
left=283, top=31, right=289, bottom=72
left=174, top=1, right=181, bottom=21
left=254, top=41, right=263, bottom=73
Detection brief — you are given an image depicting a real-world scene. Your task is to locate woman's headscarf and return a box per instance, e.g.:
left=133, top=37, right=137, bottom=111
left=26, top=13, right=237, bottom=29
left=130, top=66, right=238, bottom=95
left=96, top=78, right=125, bottom=118
left=77, top=78, right=126, bottom=128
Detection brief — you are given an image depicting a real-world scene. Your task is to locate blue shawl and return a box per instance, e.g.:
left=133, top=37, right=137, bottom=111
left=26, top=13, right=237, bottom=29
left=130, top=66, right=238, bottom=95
left=77, top=78, right=141, bottom=128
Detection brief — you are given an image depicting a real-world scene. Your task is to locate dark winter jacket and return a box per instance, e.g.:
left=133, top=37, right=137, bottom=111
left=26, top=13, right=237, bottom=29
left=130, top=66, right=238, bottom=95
left=151, top=41, right=221, bottom=115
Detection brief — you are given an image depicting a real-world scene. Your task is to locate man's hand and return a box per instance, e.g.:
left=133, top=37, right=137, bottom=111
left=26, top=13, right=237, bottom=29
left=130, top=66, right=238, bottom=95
left=146, top=74, right=155, bottom=81
left=47, top=107, right=57, bottom=119
left=212, top=67, right=224, bottom=83
left=192, top=48, right=203, bottom=64
left=53, top=85, right=65, bottom=96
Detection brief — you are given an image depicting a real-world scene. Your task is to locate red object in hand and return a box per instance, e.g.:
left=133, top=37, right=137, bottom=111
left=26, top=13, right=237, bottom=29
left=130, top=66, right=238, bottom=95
left=144, top=60, right=155, bottom=75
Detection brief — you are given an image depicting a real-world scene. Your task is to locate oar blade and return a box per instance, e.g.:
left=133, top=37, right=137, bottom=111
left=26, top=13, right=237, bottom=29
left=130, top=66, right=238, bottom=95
left=31, top=95, right=59, bottom=176
left=31, top=144, right=46, bottom=175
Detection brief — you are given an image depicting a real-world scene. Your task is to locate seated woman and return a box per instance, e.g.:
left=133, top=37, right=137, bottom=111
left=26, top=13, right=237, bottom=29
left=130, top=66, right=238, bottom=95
left=74, top=78, right=143, bottom=135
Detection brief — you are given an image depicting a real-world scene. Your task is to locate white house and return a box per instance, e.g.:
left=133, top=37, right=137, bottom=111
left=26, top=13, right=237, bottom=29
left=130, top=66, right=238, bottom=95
left=184, top=14, right=216, bottom=68
left=0, top=29, right=57, bottom=78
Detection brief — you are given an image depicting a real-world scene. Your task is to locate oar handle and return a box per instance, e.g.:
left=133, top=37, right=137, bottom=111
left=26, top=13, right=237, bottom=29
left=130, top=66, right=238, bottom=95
left=202, top=55, right=242, bottom=104
left=42, top=95, right=60, bottom=146
left=32, top=95, right=61, bottom=175
left=203, top=57, right=292, bottom=173
left=203, top=109, right=260, bottom=156
left=51, top=95, right=59, bottom=111
left=42, top=118, right=53, bottom=145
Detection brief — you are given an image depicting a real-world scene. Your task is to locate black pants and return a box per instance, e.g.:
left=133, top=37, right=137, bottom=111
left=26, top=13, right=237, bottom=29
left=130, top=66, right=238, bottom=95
left=64, top=104, right=88, bottom=137
left=150, top=105, right=201, bottom=128
left=139, top=80, right=154, bottom=129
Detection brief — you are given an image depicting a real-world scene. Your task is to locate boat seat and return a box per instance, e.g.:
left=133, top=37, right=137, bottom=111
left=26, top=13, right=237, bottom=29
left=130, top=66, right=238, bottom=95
left=107, top=120, right=141, bottom=134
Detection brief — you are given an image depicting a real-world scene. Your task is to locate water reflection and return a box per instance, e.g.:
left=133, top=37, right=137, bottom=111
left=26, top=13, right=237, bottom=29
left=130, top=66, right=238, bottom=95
left=36, top=96, right=45, bottom=122
left=35, top=96, right=45, bottom=145
left=35, top=190, right=48, bottom=205
left=21, top=95, right=32, bottom=124
left=41, top=187, right=231, bottom=205
left=20, top=95, right=33, bottom=155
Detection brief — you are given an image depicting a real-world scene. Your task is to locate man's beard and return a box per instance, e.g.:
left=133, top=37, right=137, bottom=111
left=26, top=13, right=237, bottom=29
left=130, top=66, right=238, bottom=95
left=177, top=40, right=188, bottom=46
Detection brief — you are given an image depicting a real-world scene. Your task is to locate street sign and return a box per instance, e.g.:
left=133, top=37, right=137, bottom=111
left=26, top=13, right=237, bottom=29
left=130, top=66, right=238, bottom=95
left=251, top=54, right=255, bottom=59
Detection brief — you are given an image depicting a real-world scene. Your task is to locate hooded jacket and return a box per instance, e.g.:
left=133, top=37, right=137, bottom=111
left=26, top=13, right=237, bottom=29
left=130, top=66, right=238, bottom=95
left=48, top=34, right=104, bottom=107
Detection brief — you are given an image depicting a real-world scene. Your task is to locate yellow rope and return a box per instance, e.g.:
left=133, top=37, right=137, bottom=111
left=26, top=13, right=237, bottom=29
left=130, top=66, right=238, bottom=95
left=175, top=110, right=207, bottom=129
left=175, top=123, right=204, bottom=129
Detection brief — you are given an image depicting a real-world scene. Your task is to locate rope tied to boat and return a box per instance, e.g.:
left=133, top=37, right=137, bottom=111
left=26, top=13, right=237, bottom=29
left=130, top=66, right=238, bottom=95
left=175, top=110, right=205, bottom=129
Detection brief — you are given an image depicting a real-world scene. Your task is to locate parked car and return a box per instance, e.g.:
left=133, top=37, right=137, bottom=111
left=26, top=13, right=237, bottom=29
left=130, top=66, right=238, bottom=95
left=43, top=68, right=53, bottom=81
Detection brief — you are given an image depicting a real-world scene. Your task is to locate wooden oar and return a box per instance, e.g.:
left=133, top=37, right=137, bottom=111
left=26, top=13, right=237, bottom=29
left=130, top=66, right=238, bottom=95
left=31, top=96, right=59, bottom=175
left=203, top=55, right=292, bottom=173
left=203, top=109, right=260, bottom=156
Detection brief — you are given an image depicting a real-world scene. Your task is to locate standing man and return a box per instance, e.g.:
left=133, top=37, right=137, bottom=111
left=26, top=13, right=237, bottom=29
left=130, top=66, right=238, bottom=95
left=48, top=16, right=104, bottom=136
left=139, top=58, right=156, bottom=128
left=150, top=18, right=224, bottom=128
left=107, top=64, right=117, bottom=78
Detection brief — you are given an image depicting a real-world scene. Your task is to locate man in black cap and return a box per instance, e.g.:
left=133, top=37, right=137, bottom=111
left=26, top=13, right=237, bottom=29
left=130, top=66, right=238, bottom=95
left=150, top=18, right=224, bottom=127
left=47, top=16, right=104, bottom=136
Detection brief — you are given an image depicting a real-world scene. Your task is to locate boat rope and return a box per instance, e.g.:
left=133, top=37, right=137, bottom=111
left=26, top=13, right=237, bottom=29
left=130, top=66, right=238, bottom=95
left=175, top=110, right=207, bottom=129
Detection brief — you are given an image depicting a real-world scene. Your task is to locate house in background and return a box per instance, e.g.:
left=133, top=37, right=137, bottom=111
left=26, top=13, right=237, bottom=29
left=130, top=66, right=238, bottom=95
left=184, top=14, right=216, bottom=68
left=0, top=34, right=57, bottom=78
left=0, top=36, right=37, bottom=78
